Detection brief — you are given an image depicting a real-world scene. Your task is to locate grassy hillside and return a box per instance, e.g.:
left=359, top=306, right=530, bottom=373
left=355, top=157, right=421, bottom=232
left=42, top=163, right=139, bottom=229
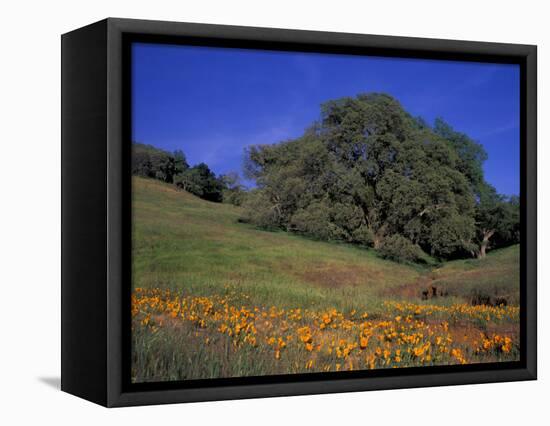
left=432, top=245, right=520, bottom=305
left=132, top=176, right=423, bottom=313
left=131, top=177, right=520, bottom=382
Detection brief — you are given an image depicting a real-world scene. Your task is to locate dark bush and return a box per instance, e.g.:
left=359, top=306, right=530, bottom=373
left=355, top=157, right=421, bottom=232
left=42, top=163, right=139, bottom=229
left=351, top=225, right=375, bottom=246
left=290, top=203, right=333, bottom=240
left=239, top=191, right=282, bottom=230
left=378, top=234, right=423, bottom=263
left=174, top=163, right=224, bottom=202
left=132, top=143, right=188, bottom=183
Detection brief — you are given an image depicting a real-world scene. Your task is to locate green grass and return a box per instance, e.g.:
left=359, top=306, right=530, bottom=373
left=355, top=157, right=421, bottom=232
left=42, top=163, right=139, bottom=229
left=431, top=245, right=520, bottom=305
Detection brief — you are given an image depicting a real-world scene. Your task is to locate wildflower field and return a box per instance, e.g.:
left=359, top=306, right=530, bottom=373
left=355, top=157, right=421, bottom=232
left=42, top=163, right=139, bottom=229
left=132, top=178, right=520, bottom=382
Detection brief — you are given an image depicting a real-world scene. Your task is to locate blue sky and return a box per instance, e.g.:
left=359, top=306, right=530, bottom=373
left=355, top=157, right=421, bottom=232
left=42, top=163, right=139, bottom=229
left=132, top=43, right=520, bottom=195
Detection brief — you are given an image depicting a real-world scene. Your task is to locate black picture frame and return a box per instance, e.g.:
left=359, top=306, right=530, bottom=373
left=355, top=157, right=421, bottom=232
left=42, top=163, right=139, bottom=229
left=61, top=17, right=537, bottom=407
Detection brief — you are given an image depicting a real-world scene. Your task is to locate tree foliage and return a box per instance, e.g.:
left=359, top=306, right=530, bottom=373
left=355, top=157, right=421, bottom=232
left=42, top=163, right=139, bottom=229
left=473, top=183, right=520, bottom=258
left=378, top=234, right=423, bottom=263
left=174, top=163, right=225, bottom=202
left=242, top=93, right=519, bottom=260
left=132, top=143, right=188, bottom=183
left=220, top=172, right=247, bottom=206
left=433, top=118, right=488, bottom=196
left=132, top=143, right=227, bottom=203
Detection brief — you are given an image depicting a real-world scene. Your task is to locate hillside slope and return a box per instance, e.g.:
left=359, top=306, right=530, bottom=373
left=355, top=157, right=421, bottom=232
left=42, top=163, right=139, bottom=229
left=432, top=245, right=520, bottom=305
left=132, top=177, right=422, bottom=312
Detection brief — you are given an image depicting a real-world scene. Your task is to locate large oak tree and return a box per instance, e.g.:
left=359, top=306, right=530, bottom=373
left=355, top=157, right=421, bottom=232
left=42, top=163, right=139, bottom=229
left=242, top=93, right=518, bottom=260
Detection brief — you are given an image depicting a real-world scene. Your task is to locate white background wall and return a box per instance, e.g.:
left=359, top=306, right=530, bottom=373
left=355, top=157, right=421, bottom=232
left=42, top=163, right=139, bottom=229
left=0, top=0, right=546, bottom=424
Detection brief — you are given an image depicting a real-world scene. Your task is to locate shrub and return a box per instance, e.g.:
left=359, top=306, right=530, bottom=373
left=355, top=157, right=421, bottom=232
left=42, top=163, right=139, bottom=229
left=223, top=189, right=247, bottom=206
left=351, top=225, right=375, bottom=246
left=428, top=213, right=475, bottom=258
left=239, top=190, right=281, bottom=229
left=378, top=234, right=423, bottom=263
left=132, top=142, right=188, bottom=183
left=174, top=163, right=224, bottom=202
left=289, top=202, right=332, bottom=240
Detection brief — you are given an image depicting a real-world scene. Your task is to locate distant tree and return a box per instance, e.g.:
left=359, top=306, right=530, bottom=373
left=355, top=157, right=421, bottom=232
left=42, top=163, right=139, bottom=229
left=432, top=122, right=519, bottom=258
left=132, top=143, right=188, bottom=183
left=220, top=172, right=247, bottom=206
left=132, top=143, right=232, bottom=203
left=174, top=163, right=224, bottom=202
left=474, top=183, right=520, bottom=258
left=132, top=143, right=158, bottom=178
left=173, top=149, right=189, bottom=175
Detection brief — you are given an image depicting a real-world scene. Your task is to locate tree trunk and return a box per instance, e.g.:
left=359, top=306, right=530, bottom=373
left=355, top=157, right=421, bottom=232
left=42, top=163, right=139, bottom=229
left=373, top=227, right=386, bottom=249
left=477, top=240, right=488, bottom=259
left=477, top=229, right=495, bottom=259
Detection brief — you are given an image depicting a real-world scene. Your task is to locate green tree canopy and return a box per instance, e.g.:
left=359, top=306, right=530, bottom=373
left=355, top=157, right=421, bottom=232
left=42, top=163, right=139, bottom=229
left=132, top=142, right=230, bottom=203
left=433, top=118, right=488, bottom=197
left=220, top=172, right=247, bottom=206
left=242, top=93, right=517, bottom=260
left=174, top=162, right=225, bottom=202
left=473, top=183, right=520, bottom=258
left=132, top=143, right=188, bottom=183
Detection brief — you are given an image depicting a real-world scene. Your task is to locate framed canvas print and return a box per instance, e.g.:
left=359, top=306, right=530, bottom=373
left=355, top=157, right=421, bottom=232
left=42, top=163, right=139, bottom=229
left=61, top=18, right=537, bottom=407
